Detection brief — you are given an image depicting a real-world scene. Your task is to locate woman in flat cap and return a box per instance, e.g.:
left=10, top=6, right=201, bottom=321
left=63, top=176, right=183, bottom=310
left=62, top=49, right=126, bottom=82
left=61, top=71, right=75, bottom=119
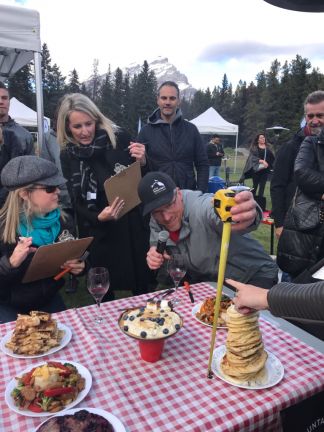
left=57, top=93, right=151, bottom=300
left=0, top=155, right=85, bottom=323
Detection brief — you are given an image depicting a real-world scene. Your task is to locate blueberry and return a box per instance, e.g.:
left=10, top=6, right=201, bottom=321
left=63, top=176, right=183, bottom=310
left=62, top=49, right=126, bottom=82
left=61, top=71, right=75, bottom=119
left=123, top=326, right=129, bottom=332
left=140, top=318, right=145, bottom=321
left=139, top=307, right=145, bottom=312
left=124, top=315, right=128, bottom=321
left=163, top=328, right=169, bottom=335
left=140, top=331, right=147, bottom=338
left=129, top=315, right=135, bottom=321
left=159, top=318, right=165, bottom=326
left=175, top=324, right=180, bottom=330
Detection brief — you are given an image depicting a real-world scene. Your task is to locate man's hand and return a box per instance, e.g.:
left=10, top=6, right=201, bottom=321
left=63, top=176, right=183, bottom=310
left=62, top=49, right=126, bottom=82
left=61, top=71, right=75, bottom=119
left=146, top=245, right=170, bottom=270
left=98, top=197, right=125, bottom=222
left=129, top=142, right=146, bottom=166
left=9, top=237, right=36, bottom=268
left=226, top=279, right=269, bottom=315
left=230, top=191, right=257, bottom=231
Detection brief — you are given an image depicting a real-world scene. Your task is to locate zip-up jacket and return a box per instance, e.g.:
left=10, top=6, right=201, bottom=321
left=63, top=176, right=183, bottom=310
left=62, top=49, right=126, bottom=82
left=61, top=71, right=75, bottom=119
left=138, top=108, right=209, bottom=192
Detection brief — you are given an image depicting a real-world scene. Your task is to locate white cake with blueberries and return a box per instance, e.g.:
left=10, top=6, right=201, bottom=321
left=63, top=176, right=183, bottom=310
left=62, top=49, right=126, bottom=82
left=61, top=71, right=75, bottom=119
left=121, top=300, right=182, bottom=339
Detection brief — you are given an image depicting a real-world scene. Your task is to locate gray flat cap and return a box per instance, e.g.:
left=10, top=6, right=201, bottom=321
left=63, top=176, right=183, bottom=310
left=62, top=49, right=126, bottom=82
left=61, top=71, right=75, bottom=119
left=1, top=156, right=67, bottom=190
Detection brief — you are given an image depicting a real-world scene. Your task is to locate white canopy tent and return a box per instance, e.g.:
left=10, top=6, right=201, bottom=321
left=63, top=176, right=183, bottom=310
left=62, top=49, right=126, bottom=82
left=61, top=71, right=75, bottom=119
left=0, top=4, right=45, bottom=149
left=190, top=107, right=239, bottom=172
left=9, top=97, right=50, bottom=130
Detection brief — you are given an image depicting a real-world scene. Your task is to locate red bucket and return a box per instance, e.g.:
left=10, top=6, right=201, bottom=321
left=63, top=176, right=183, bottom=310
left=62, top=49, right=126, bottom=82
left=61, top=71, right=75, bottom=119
left=138, top=339, right=165, bottom=363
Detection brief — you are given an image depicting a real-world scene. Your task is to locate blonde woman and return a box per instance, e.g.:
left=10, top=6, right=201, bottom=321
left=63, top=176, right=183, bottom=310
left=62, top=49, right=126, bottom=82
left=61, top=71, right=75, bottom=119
left=0, top=156, right=85, bottom=323
left=57, top=93, right=151, bottom=300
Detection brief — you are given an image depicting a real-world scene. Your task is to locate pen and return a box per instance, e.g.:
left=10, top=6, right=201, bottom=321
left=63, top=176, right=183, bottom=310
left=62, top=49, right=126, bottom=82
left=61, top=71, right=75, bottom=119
left=53, top=251, right=90, bottom=281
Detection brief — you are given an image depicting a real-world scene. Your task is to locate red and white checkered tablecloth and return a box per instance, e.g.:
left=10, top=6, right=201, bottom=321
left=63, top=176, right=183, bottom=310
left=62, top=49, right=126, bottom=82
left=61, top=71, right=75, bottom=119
left=1, top=282, right=324, bottom=432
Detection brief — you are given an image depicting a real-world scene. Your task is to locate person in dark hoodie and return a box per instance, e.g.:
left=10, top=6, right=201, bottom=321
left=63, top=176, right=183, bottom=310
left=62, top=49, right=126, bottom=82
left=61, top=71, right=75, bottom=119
left=137, top=81, right=209, bottom=192
left=270, top=90, right=324, bottom=241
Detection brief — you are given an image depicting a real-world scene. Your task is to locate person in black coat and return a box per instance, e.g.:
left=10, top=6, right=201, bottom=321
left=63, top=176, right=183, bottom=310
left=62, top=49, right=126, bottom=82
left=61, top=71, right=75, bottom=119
left=270, top=90, right=324, bottom=240
left=137, top=81, right=209, bottom=192
left=57, top=93, right=151, bottom=300
left=227, top=278, right=324, bottom=323
left=0, top=156, right=85, bottom=323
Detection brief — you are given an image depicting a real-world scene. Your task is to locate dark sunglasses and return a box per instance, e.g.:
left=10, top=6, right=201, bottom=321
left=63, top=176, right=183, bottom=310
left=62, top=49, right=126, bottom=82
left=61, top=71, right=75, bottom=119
left=305, top=113, right=324, bottom=119
left=28, top=185, right=59, bottom=193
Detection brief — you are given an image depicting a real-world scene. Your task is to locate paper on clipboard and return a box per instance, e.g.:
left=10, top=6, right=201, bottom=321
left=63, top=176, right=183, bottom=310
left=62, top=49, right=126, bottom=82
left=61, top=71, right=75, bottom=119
left=104, top=161, right=141, bottom=218
left=22, top=237, right=93, bottom=283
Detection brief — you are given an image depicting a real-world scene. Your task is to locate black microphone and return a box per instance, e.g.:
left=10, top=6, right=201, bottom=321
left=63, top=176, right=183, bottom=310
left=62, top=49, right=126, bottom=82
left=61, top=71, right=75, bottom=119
left=156, top=230, right=169, bottom=254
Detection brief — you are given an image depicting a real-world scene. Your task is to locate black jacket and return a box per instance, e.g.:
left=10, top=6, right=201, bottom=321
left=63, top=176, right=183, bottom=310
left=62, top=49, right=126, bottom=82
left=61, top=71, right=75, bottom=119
left=0, top=127, right=34, bottom=206
left=60, top=129, right=150, bottom=295
left=207, top=142, right=225, bottom=166
left=268, top=281, right=324, bottom=322
left=270, top=128, right=306, bottom=228
left=294, top=130, right=324, bottom=200
left=0, top=217, right=74, bottom=312
left=138, top=108, right=209, bottom=192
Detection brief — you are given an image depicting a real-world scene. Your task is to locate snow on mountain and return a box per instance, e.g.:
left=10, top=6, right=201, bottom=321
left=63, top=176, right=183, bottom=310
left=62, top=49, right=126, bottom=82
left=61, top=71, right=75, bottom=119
left=124, top=57, right=197, bottom=100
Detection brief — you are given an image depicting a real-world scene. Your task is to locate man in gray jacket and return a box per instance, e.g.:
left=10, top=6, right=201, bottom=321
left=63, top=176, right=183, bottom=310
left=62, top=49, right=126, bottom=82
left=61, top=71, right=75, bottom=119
left=0, top=81, right=34, bottom=206
left=138, top=172, right=278, bottom=288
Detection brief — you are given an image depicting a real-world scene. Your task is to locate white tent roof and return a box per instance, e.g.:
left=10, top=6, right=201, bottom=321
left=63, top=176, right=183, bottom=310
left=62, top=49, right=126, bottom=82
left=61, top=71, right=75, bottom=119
left=0, top=5, right=41, bottom=80
left=190, top=107, right=238, bottom=135
left=9, top=97, right=50, bottom=130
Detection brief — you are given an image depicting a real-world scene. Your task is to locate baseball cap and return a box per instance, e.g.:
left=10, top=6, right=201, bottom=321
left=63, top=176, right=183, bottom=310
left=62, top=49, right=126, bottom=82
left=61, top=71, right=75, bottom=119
left=138, top=172, right=176, bottom=216
left=1, top=155, right=67, bottom=191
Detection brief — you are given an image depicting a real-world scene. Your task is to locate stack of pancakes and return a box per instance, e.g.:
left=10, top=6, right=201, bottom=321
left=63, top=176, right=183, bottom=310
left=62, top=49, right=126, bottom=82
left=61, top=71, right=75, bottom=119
left=220, top=305, right=268, bottom=385
left=5, top=311, right=63, bottom=355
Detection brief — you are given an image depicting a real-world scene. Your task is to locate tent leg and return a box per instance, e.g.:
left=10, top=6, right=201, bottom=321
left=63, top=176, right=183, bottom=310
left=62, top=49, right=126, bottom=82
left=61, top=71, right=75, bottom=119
left=234, top=131, right=239, bottom=174
left=34, top=51, right=44, bottom=155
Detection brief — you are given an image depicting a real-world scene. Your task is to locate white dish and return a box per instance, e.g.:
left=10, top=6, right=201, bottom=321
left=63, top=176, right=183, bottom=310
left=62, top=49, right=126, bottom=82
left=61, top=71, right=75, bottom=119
left=191, top=302, right=228, bottom=329
left=34, top=407, right=126, bottom=431
left=0, top=322, right=72, bottom=359
left=212, top=345, right=284, bottom=389
left=5, top=359, right=92, bottom=417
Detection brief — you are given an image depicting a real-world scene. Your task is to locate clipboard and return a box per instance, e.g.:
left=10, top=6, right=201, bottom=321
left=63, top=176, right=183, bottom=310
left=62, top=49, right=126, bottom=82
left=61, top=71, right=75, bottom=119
left=104, top=161, right=141, bottom=218
left=22, top=237, right=93, bottom=283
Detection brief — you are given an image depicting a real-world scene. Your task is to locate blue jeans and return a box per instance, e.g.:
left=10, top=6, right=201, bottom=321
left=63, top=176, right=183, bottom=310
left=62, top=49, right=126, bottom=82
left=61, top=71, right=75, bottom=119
left=209, top=165, right=220, bottom=178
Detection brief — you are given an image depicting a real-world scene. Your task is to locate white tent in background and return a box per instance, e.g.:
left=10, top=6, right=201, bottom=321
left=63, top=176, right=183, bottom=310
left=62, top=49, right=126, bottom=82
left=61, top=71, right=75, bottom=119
left=190, top=107, right=239, bottom=172
left=0, top=4, right=45, bottom=150
left=9, top=98, right=50, bottom=131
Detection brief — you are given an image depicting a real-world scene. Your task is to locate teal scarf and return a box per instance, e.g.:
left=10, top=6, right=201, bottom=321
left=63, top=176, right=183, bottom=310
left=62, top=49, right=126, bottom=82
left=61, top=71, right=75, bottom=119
left=18, top=209, right=61, bottom=247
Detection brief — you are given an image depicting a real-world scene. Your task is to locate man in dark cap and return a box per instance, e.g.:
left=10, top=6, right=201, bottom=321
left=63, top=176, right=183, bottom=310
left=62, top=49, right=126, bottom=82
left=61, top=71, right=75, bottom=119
left=138, top=171, right=278, bottom=288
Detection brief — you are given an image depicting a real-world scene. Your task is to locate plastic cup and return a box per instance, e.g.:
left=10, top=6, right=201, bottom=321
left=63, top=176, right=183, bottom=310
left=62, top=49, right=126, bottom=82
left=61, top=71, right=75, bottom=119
left=138, top=339, right=165, bottom=363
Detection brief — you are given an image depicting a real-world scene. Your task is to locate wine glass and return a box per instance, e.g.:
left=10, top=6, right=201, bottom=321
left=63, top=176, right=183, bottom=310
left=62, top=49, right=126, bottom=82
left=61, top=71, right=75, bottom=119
left=87, top=267, right=110, bottom=324
left=167, top=254, right=186, bottom=291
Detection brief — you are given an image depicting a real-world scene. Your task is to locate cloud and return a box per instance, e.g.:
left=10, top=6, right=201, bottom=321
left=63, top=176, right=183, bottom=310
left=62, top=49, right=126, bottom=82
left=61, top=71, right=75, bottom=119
left=199, top=41, right=324, bottom=63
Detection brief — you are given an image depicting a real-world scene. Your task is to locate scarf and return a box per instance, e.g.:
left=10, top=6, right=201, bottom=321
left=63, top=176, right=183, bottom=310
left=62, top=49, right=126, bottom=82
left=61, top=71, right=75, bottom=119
left=18, top=208, right=61, bottom=247
left=66, top=130, right=112, bottom=210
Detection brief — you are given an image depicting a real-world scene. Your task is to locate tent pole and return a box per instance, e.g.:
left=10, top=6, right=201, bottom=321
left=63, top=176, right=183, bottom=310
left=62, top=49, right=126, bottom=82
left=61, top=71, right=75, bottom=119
left=34, top=51, right=44, bottom=155
left=234, top=129, right=239, bottom=174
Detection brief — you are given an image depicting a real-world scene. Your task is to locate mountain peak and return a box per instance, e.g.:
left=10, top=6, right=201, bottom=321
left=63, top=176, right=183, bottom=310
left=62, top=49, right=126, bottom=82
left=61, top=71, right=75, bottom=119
left=124, top=57, right=196, bottom=100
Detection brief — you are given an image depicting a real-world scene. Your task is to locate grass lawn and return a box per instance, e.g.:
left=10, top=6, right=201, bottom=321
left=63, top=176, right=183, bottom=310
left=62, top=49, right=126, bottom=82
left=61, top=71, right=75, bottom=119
left=62, top=149, right=277, bottom=308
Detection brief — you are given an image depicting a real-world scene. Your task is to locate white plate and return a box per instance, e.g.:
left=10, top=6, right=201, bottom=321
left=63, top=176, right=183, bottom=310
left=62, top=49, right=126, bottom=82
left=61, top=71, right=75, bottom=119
left=212, top=345, right=284, bottom=389
left=0, top=322, right=72, bottom=359
left=34, top=407, right=126, bottom=432
left=5, top=359, right=92, bottom=417
left=191, top=302, right=228, bottom=329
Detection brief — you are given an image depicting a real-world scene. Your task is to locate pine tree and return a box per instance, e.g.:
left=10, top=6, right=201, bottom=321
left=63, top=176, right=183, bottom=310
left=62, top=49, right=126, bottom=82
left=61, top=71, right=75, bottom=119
left=7, top=64, right=34, bottom=109
left=67, top=69, right=81, bottom=93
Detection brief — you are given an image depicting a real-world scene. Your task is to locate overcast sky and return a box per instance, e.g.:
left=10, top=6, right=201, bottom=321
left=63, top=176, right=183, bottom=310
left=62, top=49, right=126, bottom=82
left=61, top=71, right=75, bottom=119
left=3, top=0, right=324, bottom=90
